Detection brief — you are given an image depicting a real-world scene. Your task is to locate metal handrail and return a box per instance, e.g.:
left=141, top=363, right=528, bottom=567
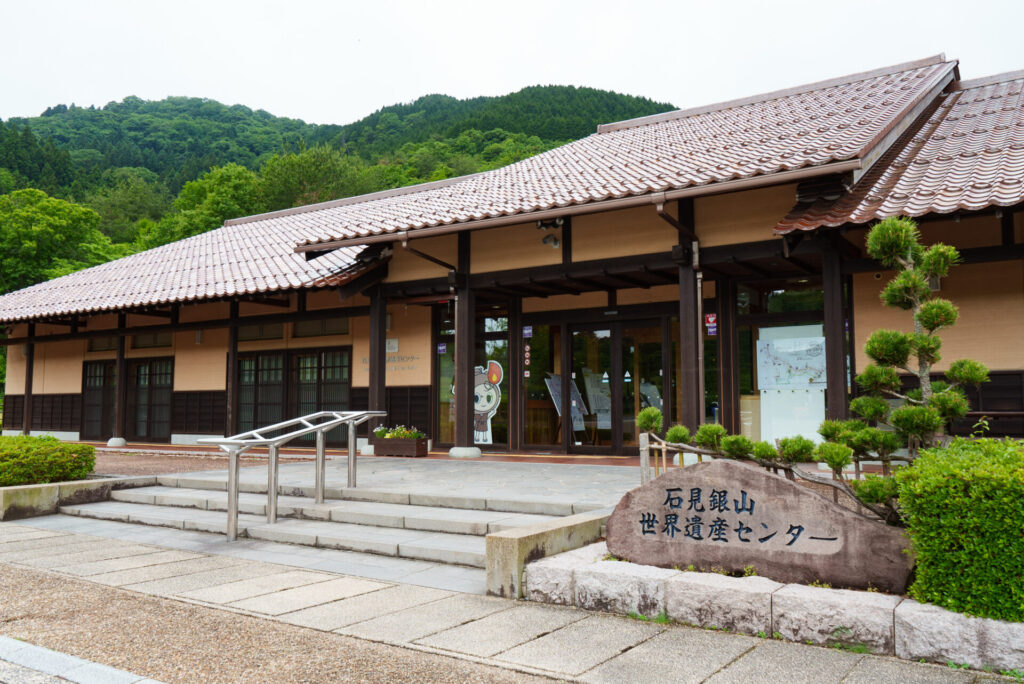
left=199, top=410, right=386, bottom=541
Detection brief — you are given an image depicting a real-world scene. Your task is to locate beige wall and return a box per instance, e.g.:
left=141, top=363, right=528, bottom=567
left=472, top=222, right=561, bottom=273
left=352, top=304, right=431, bottom=387
left=36, top=340, right=85, bottom=393
left=386, top=235, right=458, bottom=283
left=695, top=183, right=798, bottom=247
left=853, top=260, right=1024, bottom=372
left=572, top=205, right=678, bottom=262
left=174, top=328, right=228, bottom=391
left=522, top=292, right=608, bottom=313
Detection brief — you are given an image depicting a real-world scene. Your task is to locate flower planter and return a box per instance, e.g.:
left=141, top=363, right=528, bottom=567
left=372, top=437, right=429, bottom=457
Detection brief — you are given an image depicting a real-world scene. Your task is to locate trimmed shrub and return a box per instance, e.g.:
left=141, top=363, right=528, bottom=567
left=0, top=436, right=96, bottom=486
left=636, top=407, right=663, bottom=434
left=896, top=438, right=1024, bottom=621
left=665, top=424, right=691, bottom=445
left=694, top=423, right=727, bottom=451
left=777, top=435, right=816, bottom=463
left=720, top=435, right=753, bottom=460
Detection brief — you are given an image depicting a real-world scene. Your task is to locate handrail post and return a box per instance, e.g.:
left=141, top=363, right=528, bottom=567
left=639, top=432, right=651, bottom=485
left=268, top=444, right=279, bottom=524
left=227, top=447, right=240, bottom=541
left=315, top=429, right=326, bottom=504
left=347, top=420, right=357, bottom=488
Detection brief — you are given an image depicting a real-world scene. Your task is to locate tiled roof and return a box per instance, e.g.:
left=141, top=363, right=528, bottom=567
left=272, top=56, right=956, bottom=250
left=0, top=218, right=365, bottom=323
left=776, top=71, right=1024, bottom=233
left=0, top=56, right=961, bottom=324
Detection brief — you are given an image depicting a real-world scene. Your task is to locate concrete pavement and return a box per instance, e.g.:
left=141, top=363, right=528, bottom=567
left=1, top=519, right=1009, bottom=683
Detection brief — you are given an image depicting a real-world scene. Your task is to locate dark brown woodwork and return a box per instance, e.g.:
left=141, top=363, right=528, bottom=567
left=22, top=323, right=34, bottom=435
left=717, top=280, right=740, bottom=433
left=1, top=304, right=371, bottom=347
left=225, top=301, right=239, bottom=436
left=453, top=233, right=475, bottom=448
left=561, top=217, right=572, bottom=264
left=842, top=243, right=1024, bottom=274
left=676, top=199, right=701, bottom=431
left=368, top=286, right=387, bottom=427
left=1002, top=211, right=1016, bottom=247
left=112, top=315, right=127, bottom=441
left=822, top=240, right=849, bottom=419
left=508, top=298, right=522, bottom=452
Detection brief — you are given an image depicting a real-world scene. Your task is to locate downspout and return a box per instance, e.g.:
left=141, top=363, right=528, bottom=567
left=655, top=200, right=704, bottom=424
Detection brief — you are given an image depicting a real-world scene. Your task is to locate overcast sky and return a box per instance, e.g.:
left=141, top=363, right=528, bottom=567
left=2, top=0, right=1022, bottom=125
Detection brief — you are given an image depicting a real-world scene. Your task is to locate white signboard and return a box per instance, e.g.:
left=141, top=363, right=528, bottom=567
left=756, top=337, right=826, bottom=390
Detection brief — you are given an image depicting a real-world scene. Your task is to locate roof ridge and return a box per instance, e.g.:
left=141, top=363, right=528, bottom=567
left=596, top=54, right=950, bottom=134
left=222, top=169, right=490, bottom=227
left=953, top=69, right=1024, bottom=91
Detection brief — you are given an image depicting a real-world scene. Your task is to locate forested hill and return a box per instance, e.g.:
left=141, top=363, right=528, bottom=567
left=328, top=86, right=675, bottom=160
left=8, top=87, right=674, bottom=195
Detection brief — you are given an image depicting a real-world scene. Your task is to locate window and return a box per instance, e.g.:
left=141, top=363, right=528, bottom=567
left=293, top=317, right=349, bottom=338
left=131, top=332, right=172, bottom=349
left=238, top=323, right=283, bottom=341
left=87, top=335, right=118, bottom=352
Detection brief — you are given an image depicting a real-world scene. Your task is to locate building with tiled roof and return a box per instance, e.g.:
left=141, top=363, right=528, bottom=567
left=2, top=55, right=1022, bottom=454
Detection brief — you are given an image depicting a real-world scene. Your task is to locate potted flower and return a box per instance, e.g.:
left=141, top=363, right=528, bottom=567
left=371, top=425, right=429, bottom=457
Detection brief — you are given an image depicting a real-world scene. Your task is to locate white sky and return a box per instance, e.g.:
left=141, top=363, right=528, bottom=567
left=2, top=0, right=1022, bottom=125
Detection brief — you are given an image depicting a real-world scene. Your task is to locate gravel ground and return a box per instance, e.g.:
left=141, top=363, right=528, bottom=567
left=92, top=450, right=312, bottom=477
left=0, top=565, right=549, bottom=684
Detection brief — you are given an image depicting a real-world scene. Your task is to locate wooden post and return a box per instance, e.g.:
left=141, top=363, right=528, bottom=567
left=225, top=302, right=239, bottom=437
left=368, top=286, right=387, bottom=429
left=823, top=239, right=849, bottom=419
left=677, top=262, right=701, bottom=431
left=108, top=313, right=128, bottom=445
left=22, top=323, right=34, bottom=435
left=452, top=232, right=478, bottom=455
left=508, top=297, right=522, bottom=452
left=717, top=279, right=740, bottom=433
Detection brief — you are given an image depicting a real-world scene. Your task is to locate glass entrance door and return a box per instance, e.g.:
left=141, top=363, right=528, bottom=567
left=570, top=327, right=613, bottom=449
left=621, top=322, right=664, bottom=447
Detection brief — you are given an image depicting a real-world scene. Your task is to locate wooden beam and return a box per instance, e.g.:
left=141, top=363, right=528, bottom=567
left=454, top=233, right=475, bottom=448
left=822, top=241, right=849, bottom=419
left=1002, top=210, right=1016, bottom=247
left=225, top=302, right=239, bottom=437
left=246, top=297, right=291, bottom=309
left=22, top=323, right=34, bottom=435
left=368, top=286, right=387, bottom=428
left=0, top=305, right=370, bottom=347
left=678, top=261, right=701, bottom=430
left=842, top=243, right=1024, bottom=274
left=112, top=313, right=127, bottom=443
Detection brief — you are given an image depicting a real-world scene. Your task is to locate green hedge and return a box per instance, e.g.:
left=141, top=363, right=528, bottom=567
left=897, top=438, right=1024, bottom=621
left=0, top=436, right=96, bottom=487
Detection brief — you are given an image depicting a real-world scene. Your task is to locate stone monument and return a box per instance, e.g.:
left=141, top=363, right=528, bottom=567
left=606, top=459, right=913, bottom=593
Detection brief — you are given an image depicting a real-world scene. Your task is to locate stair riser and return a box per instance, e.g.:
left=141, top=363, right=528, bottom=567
left=112, top=491, right=513, bottom=536
left=154, top=476, right=579, bottom=516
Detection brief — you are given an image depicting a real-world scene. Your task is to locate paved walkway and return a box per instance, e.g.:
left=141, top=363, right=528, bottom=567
left=159, top=458, right=642, bottom=513
left=1, top=519, right=1006, bottom=683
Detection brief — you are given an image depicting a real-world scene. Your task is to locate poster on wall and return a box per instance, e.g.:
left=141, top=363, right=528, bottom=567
left=756, top=330, right=826, bottom=444
left=756, top=337, right=827, bottom=389
left=582, top=369, right=612, bottom=430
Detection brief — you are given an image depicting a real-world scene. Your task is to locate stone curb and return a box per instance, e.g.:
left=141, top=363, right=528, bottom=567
left=523, top=542, right=1024, bottom=670
left=0, top=635, right=160, bottom=683
left=0, top=477, right=156, bottom=521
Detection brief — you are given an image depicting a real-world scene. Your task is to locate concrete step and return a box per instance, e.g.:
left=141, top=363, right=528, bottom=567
left=111, top=486, right=555, bottom=535
left=60, top=501, right=488, bottom=568
left=154, top=472, right=600, bottom=516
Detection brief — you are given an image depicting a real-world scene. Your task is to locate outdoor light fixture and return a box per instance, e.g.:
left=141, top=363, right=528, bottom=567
left=542, top=233, right=560, bottom=248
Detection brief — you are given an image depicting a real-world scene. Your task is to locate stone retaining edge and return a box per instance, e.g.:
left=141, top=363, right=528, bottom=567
left=0, top=476, right=157, bottom=521
left=484, top=507, right=612, bottom=599
left=523, top=542, right=1024, bottom=671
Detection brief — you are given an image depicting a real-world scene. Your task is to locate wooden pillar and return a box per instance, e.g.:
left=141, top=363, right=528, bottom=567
left=717, top=279, right=740, bottom=433
left=822, top=240, right=849, bottom=419
left=108, top=313, right=128, bottom=445
left=225, top=302, right=239, bottom=436
left=508, top=297, right=522, bottom=452
left=368, top=286, right=387, bottom=427
left=453, top=233, right=476, bottom=451
left=22, top=323, right=34, bottom=435
left=677, top=262, right=701, bottom=431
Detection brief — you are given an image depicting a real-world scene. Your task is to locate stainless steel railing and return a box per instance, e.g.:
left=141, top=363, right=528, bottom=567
left=199, top=410, right=386, bottom=541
